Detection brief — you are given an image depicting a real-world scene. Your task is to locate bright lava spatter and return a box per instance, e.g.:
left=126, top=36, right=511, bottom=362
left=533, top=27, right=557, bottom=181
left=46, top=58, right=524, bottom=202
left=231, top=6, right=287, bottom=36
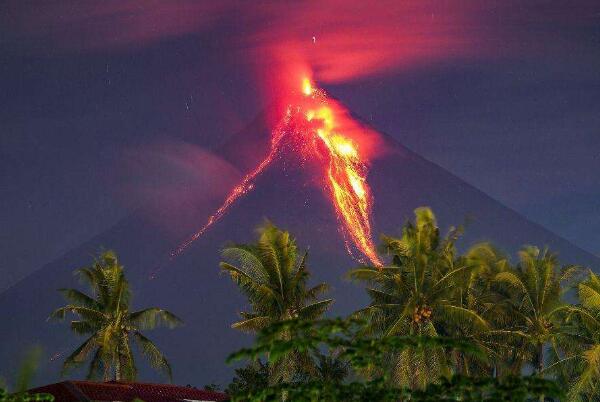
left=169, top=78, right=382, bottom=267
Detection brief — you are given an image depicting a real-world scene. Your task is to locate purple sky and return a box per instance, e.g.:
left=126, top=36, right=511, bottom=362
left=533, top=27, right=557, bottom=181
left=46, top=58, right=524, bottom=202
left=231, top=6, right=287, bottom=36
left=1, top=1, right=599, bottom=290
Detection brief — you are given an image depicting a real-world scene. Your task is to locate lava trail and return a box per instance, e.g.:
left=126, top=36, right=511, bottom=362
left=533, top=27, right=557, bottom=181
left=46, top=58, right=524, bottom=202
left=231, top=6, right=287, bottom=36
left=169, top=113, right=290, bottom=258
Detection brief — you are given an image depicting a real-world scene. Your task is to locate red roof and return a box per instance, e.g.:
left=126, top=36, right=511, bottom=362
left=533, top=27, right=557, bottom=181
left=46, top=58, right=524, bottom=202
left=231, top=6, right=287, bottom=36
left=29, top=380, right=229, bottom=402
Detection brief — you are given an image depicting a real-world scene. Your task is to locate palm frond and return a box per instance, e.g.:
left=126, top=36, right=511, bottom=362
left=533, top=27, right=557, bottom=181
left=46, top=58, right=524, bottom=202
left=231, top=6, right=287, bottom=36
left=494, top=271, right=529, bottom=299
left=433, top=265, right=472, bottom=291
left=346, top=267, right=383, bottom=283
left=567, top=344, right=600, bottom=401
left=579, top=281, right=600, bottom=312
left=61, top=336, right=98, bottom=377
left=221, top=247, right=267, bottom=283
left=297, top=299, right=333, bottom=320
left=58, top=288, right=99, bottom=309
left=305, top=283, right=330, bottom=300
left=49, top=305, right=105, bottom=323
left=86, top=347, right=104, bottom=380
left=559, top=264, right=584, bottom=285
left=129, top=308, right=183, bottom=330
left=70, top=320, right=98, bottom=335
left=133, top=331, right=172, bottom=381
left=220, top=262, right=256, bottom=284
left=365, top=288, right=398, bottom=305
left=438, top=304, right=489, bottom=333
left=232, top=316, right=272, bottom=333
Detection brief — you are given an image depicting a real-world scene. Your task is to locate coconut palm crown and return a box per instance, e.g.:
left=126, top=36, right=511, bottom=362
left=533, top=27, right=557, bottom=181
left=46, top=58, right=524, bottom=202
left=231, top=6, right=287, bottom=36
left=347, top=207, right=489, bottom=388
left=549, top=270, right=600, bottom=400
left=50, top=250, right=182, bottom=381
left=491, top=246, right=580, bottom=375
left=220, top=221, right=333, bottom=381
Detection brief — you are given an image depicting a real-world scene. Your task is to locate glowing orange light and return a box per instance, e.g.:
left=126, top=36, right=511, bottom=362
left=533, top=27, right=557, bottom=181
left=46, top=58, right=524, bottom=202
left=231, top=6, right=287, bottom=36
left=302, top=83, right=382, bottom=266
left=331, top=135, right=358, bottom=157
left=302, top=77, right=313, bottom=96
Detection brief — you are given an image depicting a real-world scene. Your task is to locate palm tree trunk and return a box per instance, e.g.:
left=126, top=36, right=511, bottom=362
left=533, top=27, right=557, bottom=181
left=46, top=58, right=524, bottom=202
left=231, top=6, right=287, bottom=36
left=538, top=343, right=544, bottom=402
left=453, top=350, right=461, bottom=375
left=103, top=363, right=111, bottom=382
left=115, top=363, right=121, bottom=382
left=537, top=343, right=544, bottom=374
left=114, top=347, right=121, bottom=382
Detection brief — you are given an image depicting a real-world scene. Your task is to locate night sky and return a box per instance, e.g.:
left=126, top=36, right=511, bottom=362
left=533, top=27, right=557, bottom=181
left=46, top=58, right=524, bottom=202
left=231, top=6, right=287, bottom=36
left=1, top=0, right=600, bottom=294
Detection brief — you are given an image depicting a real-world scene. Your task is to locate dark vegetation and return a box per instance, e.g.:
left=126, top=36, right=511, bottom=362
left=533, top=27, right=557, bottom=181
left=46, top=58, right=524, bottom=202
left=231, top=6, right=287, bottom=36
left=9, top=206, right=600, bottom=400
left=220, top=208, right=599, bottom=401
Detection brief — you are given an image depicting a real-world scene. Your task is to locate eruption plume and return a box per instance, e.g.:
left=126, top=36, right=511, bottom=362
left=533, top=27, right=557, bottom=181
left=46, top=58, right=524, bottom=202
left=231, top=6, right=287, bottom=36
left=170, top=76, right=382, bottom=267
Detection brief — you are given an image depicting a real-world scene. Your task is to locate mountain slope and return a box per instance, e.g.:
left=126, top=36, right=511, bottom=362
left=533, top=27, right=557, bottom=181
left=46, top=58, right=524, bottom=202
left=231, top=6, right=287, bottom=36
left=1, top=113, right=598, bottom=388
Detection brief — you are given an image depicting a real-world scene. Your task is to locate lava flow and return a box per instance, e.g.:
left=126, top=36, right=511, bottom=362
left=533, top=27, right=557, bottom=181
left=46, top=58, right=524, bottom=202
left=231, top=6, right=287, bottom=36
left=170, top=77, right=382, bottom=267
left=300, top=81, right=382, bottom=266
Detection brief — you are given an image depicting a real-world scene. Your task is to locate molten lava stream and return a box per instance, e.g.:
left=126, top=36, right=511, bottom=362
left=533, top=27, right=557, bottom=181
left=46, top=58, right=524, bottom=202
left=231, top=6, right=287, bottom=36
left=302, top=81, right=382, bottom=266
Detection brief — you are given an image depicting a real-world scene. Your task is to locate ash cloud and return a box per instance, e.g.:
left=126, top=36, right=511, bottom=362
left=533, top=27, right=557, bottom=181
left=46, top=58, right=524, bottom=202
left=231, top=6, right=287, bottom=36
left=7, top=1, right=594, bottom=84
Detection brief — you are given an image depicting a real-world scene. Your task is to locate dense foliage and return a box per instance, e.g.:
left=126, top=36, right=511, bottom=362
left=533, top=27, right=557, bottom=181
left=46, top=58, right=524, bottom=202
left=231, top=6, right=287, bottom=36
left=223, top=209, right=600, bottom=400
left=43, top=207, right=600, bottom=400
left=226, top=318, right=562, bottom=401
left=0, top=389, right=54, bottom=402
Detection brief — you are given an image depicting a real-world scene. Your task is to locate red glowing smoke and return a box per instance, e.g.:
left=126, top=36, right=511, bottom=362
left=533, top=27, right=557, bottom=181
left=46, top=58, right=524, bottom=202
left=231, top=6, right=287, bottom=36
left=5, top=1, right=495, bottom=83
left=6, top=1, right=591, bottom=85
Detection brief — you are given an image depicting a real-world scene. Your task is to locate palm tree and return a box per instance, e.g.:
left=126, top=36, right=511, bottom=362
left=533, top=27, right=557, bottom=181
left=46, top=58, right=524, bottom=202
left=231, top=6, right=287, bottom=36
left=347, top=207, right=489, bottom=389
left=463, top=243, right=524, bottom=377
left=313, top=351, right=349, bottom=384
left=226, top=360, right=270, bottom=397
left=491, top=246, right=580, bottom=376
left=220, top=221, right=333, bottom=382
left=49, top=250, right=182, bottom=381
left=546, top=270, right=600, bottom=400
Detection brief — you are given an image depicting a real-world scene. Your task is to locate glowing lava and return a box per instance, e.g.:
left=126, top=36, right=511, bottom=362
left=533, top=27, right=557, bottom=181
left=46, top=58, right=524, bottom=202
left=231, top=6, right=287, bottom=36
left=302, top=77, right=313, bottom=96
left=170, top=77, right=382, bottom=267
left=301, top=84, right=382, bottom=266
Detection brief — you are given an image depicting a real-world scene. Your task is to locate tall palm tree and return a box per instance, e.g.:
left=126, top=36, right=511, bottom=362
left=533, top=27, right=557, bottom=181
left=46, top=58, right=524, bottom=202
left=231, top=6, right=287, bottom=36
left=50, top=250, right=182, bottom=381
left=546, top=270, right=600, bottom=400
left=348, top=207, right=489, bottom=389
left=220, top=222, right=333, bottom=382
left=463, top=243, right=524, bottom=377
left=491, top=246, right=580, bottom=376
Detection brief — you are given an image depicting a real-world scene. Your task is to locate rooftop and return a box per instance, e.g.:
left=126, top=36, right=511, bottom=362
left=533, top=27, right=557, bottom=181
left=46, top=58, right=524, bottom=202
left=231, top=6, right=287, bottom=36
left=29, top=380, right=229, bottom=402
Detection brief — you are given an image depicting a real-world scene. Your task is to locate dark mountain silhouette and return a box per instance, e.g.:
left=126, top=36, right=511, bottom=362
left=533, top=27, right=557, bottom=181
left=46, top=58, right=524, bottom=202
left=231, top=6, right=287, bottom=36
left=1, top=112, right=598, bottom=388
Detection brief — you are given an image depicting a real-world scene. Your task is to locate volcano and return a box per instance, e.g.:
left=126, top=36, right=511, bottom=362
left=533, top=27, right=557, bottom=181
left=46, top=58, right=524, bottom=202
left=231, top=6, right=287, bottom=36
left=1, top=108, right=598, bottom=388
